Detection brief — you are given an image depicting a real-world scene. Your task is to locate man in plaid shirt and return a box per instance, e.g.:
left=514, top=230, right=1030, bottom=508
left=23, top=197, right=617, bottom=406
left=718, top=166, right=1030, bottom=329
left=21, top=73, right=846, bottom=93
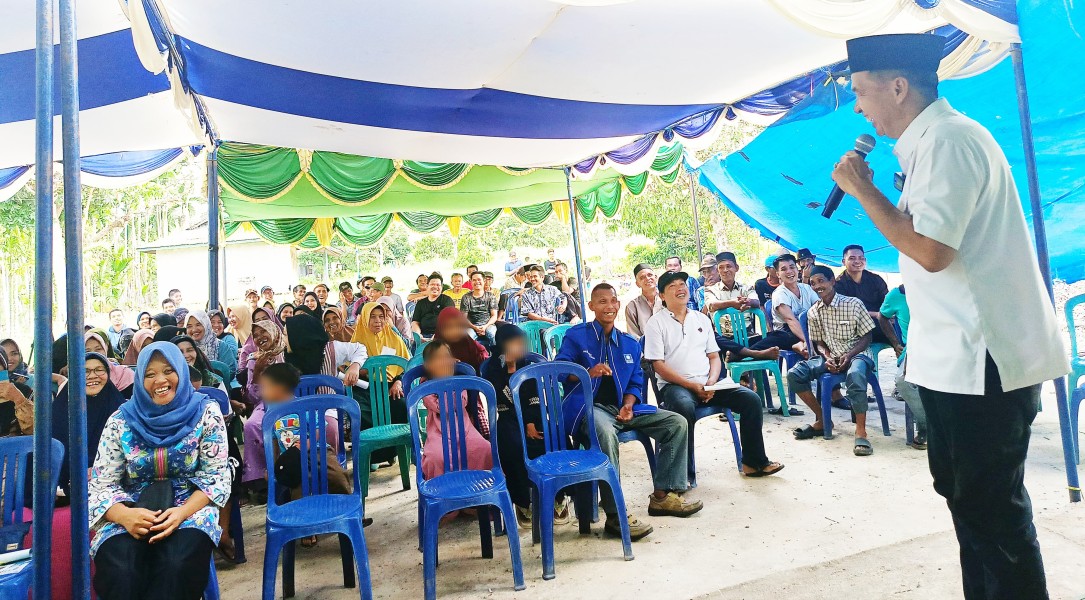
left=787, top=265, right=878, bottom=456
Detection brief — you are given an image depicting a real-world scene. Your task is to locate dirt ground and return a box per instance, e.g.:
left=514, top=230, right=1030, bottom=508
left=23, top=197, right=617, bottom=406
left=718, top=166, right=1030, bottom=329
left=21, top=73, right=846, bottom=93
left=217, top=362, right=1085, bottom=600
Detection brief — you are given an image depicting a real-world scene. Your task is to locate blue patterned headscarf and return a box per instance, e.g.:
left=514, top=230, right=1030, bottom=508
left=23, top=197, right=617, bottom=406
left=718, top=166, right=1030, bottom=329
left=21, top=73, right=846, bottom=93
left=120, top=342, right=209, bottom=447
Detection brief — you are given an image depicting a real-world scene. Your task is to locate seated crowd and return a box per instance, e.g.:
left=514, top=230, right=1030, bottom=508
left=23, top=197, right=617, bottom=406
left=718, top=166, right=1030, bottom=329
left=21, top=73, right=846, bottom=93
left=0, top=245, right=921, bottom=600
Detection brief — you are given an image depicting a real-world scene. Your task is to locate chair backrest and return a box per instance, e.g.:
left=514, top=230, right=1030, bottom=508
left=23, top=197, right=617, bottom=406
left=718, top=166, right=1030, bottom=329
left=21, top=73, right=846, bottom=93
left=406, top=376, right=501, bottom=481
left=509, top=361, right=596, bottom=458
left=201, top=387, right=231, bottom=416
left=503, top=293, right=522, bottom=325
left=716, top=307, right=768, bottom=348
left=797, top=310, right=814, bottom=356
left=0, top=437, right=63, bottom=550
left=517, top=321, right=552, bottom=355
left=401, top=361, right=477, bottom=396
left=296, top=374, right=344, bottom=397
left=543, top=323, right=572, bottom=359
left=477, top=352, right=547, bottom=379
left=207, top=360, right=232, bottom=382
left=361, top=355, right=409, bottom=427
left=764, top=299, right=774, bottom=329
left=263, top=394, right=360, bottom=512
left=1065, top=293, right=1085, bottom=358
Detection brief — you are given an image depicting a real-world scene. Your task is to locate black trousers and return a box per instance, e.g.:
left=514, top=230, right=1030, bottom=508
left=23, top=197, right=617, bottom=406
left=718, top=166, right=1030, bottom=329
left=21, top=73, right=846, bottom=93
left=918, top=354, right=1047, bottom=600
left=94, top=528, right=214, bottom=600
left=750, top=330, right=800, bottom=352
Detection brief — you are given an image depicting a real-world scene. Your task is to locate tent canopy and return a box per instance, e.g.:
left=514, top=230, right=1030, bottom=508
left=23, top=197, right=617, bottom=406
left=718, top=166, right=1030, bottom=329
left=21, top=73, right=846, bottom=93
left=693, top=1, right=1085, bottom=282
left=127, top=0, right=1016, bottom=169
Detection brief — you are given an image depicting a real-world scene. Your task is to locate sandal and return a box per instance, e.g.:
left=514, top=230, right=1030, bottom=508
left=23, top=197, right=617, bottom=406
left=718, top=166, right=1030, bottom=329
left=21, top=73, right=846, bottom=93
left=910, top=435, right=928, bottom=450
left=744, top=462, right=785, bottom=478
left=300, top=535, right=319, bottom=548
left=793, top=425, right=824, bottom=440
left=215, top=538, right=237, bottom=562
left=769, top=406, right=805, bottom=416
left=854, top=438, right=873, bottom=456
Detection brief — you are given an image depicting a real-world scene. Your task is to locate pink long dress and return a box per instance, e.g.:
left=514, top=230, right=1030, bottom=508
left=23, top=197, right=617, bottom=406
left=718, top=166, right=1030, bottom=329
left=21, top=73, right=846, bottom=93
left=421, top=391, right=492, bottom=480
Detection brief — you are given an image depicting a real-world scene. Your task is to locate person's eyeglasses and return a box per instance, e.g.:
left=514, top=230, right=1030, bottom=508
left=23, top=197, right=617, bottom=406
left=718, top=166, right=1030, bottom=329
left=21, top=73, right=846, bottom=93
left=87, top=367, right=108, bottom=378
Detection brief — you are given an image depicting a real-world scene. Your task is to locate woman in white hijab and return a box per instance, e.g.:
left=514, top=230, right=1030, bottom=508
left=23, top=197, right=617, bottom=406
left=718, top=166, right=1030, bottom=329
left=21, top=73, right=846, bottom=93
left=186, top=310, right=237, bottom=376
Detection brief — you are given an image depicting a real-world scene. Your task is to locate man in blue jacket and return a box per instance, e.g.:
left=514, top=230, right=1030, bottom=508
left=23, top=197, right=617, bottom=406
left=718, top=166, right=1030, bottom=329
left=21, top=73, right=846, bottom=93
left=556, top=283, right=703, bottom=541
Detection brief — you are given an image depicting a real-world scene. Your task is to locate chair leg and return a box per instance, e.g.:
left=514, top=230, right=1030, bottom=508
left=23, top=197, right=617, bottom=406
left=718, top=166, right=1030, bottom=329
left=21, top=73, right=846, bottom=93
left=345, top=522, right=373, bottom=600
left=282, top=539, right=296, bottom=598
left=1070, top=390, right=1082, bottom=463
left=536, top=485, right=558, bottom=580
left=422, top=507, right=443, bottom=600
left=358, top=447, right=373, bottom=499
left=417, top=499, right=425, bottom=553
left=338, top=533, right=356, bottom=589
left=871, top=378, right=890, bottom=437
left=638, top=434, right=657, bottom=477
left=725, top=411, right=742, bottom=472
left=492, top=506, right=506, bottom=537
left=590, top=481, right=600, bottom=523
left=905, top=404, right=915, bottom=446
left=759, top=371, right=774, bottom=409
left=530, top=486, right=541, bottom=545
left=771, top=367, right=789, bottom=417
left=574, top=482, right=593, bottom=534
left=688, top=420, right=698, bottom=488
left=261, top=537, right=284, bottom=600
left=397, top=445, right=412, bottom=491
left=602, top=470, right=634, bottom=561
left=821, top=384, right=834, bottom=439
left=495, top=492, right=527, bottom=592
left=477, top=505, right=494, bottom=559
left=230, top=497, right=247, bottom=564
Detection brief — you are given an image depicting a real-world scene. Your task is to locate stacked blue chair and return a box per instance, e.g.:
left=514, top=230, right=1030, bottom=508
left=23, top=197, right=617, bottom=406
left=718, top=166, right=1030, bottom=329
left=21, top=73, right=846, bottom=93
left=640, top=339, right=741, bottom=487
left=0, top=437, right=63, bottom=600
left=297, top=374, right=349, bottom=467
left=543, top=323, right=572, bottom=359
left=510, top=362, right=634, bottom=579
left=407, top=376, right=525, bottom=600
left=261, top=394, right=372, bottom=600
left=199, top=387, right=247, bottom=564
left=517, top=321, right=552, bottom=356
left=358, top=355, right=412, bottom=498
left=715, top=307, right=788, bottom=415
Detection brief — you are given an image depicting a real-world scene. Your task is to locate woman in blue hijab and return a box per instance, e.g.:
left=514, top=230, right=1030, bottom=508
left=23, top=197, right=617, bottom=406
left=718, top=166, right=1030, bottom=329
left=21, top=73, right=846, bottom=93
left=88, top=342, right=230, bottom=600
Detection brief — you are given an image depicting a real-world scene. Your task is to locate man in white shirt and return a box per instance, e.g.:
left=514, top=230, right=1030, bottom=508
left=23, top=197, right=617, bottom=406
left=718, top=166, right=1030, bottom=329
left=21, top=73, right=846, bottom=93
left=833, top=33, right=1069, bottom=598
left=644, top=271, right=783, bottom=480
left=749, top=254, right=817, bottom=356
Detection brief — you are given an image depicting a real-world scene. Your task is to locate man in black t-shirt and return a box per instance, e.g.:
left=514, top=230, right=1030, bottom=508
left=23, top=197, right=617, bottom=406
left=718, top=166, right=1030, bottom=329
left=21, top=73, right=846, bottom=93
left=753, top=255, right=781, bottom=313
left=411, top=274, right=455, bottom=339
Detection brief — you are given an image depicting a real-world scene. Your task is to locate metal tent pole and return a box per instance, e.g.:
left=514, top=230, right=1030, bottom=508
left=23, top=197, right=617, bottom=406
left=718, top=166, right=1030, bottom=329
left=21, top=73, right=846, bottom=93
left=59, top=0, right=91, bottom=592
left=208, top=148, right=221, bottom=310
left=689, top=172, right=704, bottom=261
left=32, top=0, right=55, bottom=596
left=1010, top=43, right=1080, bottom=502
left=564, top=168, right=588, bottom=315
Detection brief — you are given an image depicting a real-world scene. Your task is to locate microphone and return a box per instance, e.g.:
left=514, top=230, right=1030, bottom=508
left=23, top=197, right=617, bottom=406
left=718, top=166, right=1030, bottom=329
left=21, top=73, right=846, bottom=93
left=821, top=134, right=877, bottom=219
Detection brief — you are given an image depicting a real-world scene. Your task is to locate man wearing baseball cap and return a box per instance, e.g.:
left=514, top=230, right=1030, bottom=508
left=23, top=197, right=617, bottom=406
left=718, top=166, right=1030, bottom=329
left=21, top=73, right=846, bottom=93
left=796, top=248, right=816, bottom=284
left=753, top=255, right=780, bottom=310
left=832, top=33, right=1067, bottom=597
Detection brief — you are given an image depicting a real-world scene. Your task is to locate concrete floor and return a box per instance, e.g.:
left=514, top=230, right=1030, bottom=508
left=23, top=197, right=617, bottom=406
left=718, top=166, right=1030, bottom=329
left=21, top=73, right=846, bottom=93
left=217, top=372, right=1085, bottom=600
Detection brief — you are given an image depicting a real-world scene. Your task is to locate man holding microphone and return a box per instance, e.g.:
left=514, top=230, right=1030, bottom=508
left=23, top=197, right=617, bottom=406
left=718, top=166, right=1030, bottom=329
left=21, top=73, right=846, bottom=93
left=831, top=34, right=1068, bottom=599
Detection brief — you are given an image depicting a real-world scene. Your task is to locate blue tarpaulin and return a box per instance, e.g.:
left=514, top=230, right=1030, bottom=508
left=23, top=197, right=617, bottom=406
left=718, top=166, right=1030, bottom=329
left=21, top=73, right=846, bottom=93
left=696, top=0, right=1085, bottom=282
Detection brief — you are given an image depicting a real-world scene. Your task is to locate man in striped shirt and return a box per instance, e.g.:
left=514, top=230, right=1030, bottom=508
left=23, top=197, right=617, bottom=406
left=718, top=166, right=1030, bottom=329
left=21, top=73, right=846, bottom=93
left=786, top=265, right=878, bottom=456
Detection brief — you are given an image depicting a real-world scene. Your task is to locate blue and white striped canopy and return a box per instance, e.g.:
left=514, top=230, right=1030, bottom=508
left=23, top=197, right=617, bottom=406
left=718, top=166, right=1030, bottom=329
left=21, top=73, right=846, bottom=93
left=125, top=0, right=1019, bottom=169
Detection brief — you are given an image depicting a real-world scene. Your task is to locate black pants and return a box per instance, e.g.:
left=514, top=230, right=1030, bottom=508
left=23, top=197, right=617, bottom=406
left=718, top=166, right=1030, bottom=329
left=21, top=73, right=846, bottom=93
left=658, top=384, right=770, bottom=469
left=750, top=329, right=799, bottom=352
left=94, top=528, right=214, bottom=600
left=495, top=407, right=546, bottom=509
left=918, top=354, right=1047, bottom=600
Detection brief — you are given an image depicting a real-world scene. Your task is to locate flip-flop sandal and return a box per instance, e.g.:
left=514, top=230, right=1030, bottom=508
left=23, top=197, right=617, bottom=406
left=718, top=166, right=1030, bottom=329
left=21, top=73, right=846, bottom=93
left=854, top=438, right=873, bottom=456
left=770, top=406, right=805, bottom=416
left=745, top=462, right=785, bottom=478
left=793, top=425, right=824, bottom=440
left=831, top=398, right=852, bottom=410
left=909, top=436, right=928, bottom=450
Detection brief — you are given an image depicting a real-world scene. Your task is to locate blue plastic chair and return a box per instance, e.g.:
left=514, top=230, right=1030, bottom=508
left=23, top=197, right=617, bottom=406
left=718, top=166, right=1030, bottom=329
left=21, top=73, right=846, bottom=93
left=296, top=375, right=349, bottom=468
left=261, top=394, right=372, bottom=600
left=517, top=321, right=552, bottom=356
left=1070, top=384, right=1084, bottom=463
left=510, top=362, right=633, bottom=579
left=639, top=339, right=740, bottom=487
left=542, top=323, right=572, bottom=359
left=204, top=559, right=220, bottom=600
left=502, top=291, right=522, bottom=325
left=1064, top=293, right=1085, bottom=392
left=715, top=307, right=788, bottom=416
left=201, top=386, right=231, bottom=416
left=358, top=355, right=412, bottom=498
left=407, top=377, right=525, bottom=600
left=0, top=437, right=63, bottom=599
